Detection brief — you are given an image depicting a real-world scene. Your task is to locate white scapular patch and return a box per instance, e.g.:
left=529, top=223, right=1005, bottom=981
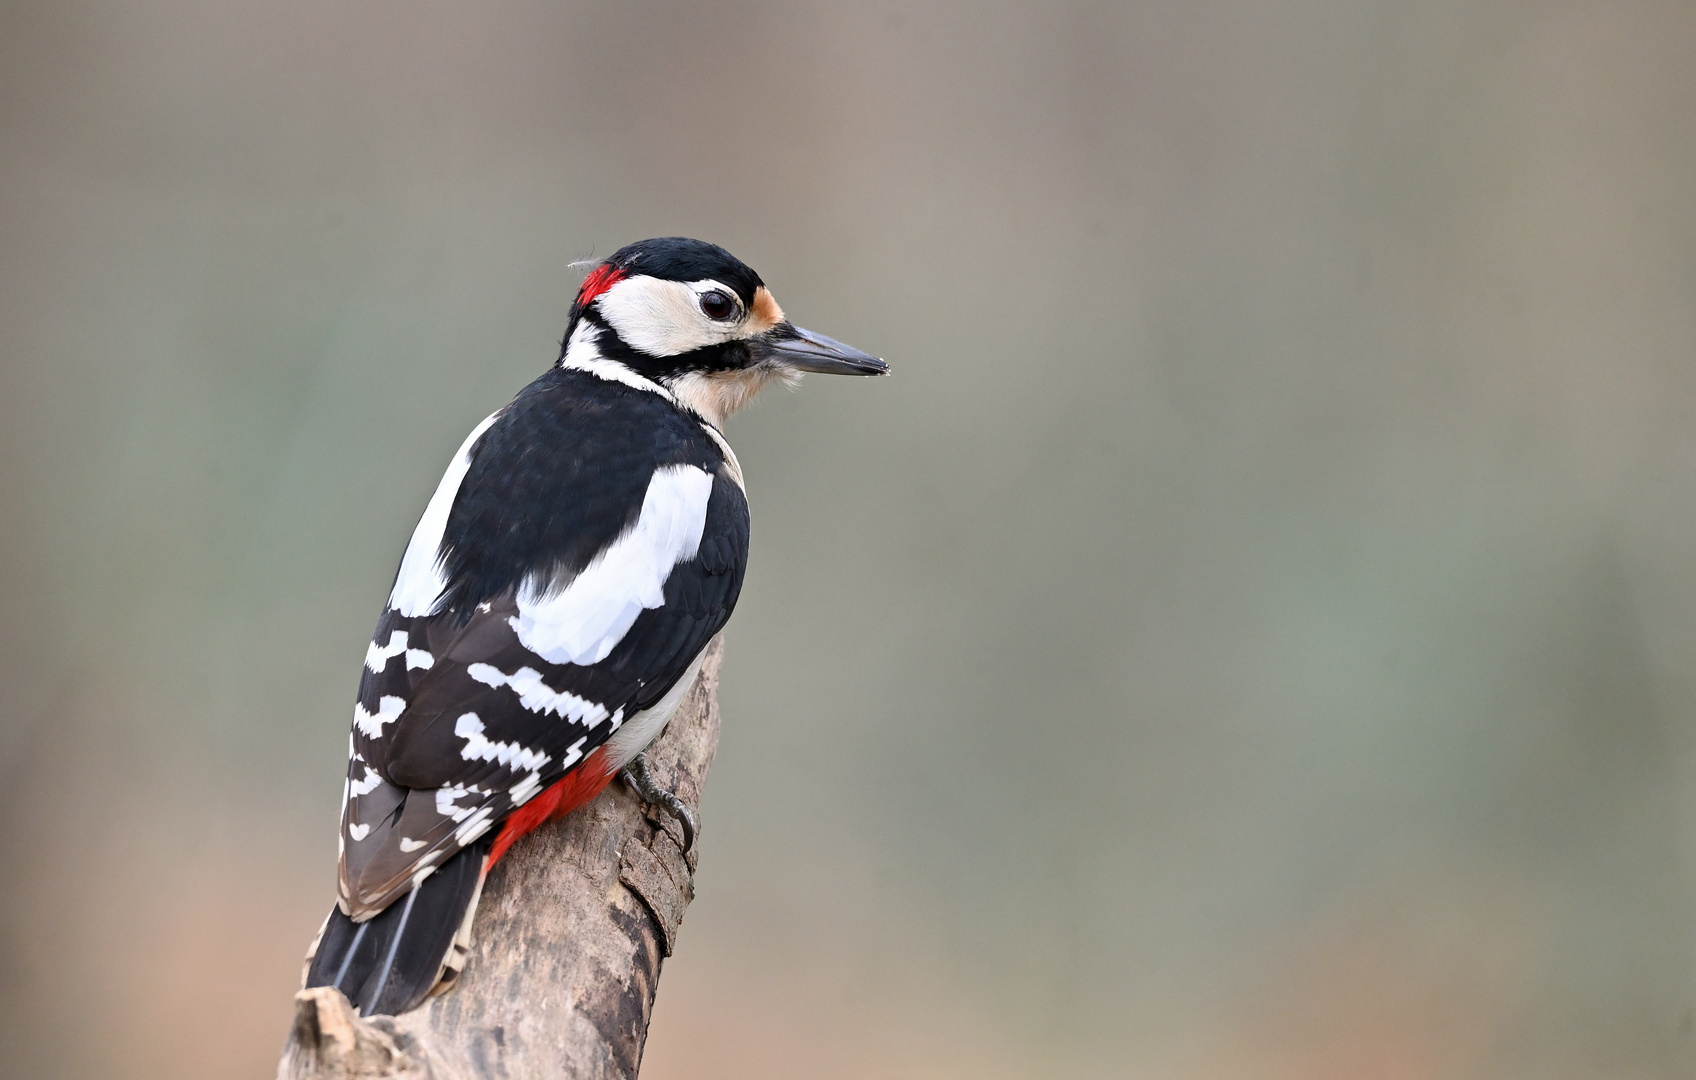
left=389, top=410, right=503, bottom=617
left=354, top=695, right=407, bottom=738
left=603, top=648, right=707, bottom=769
left=510, top=771, right=543, bottom=805
left=348, top=822, right=371, bottom=841
left=398, top=837, right=427, bottom=853
left=454, top=712, right=551, bottom=772
left=465, top=662, right=612, bottom=727
left=365, top=630, right=409, bottom=672
left=349, top=765, right=382, bottom=797
left=509, top=464, right=714, bottom=666
left=596, top=276, right=747, bottom=357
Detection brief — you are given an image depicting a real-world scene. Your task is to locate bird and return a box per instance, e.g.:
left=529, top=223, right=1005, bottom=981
left=300, top=237, right=887, bottom=1016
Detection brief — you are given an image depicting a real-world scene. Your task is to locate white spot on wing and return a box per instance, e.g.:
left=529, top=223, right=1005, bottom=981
left=398, top=837, right=426, bottom=852
left=510, top=771, right=543, bottom=805
left=354, top=695, right=407, bottom=738
left=454, top=712, right=551, bottom=772
left=349, top=765, right=382, bottom=797
left=405, top=648, right=434, bottom=670
left=348, top=822, right=371, bottom=841
left=454, top=806, right=495, bottom=846
left=436, top=785, right=477, bottom=823
left=365, top=630, right=409, bottom=672
left=389, top=411, right=503, bottom=617
left=559, top=735, right=588, bottom=772
left=509, top=464, right=714, bottom=666
left=465, top=662, right=611, bottom=727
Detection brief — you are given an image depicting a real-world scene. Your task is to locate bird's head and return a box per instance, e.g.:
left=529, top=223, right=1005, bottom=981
left=559, top=237, right=887, bottom=426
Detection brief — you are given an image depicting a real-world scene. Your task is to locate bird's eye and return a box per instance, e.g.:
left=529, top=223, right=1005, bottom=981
left=698, top=290, right=737, bottom=321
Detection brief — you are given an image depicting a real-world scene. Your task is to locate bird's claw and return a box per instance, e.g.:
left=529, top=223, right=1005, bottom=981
left=620, top=753, right=697, bottom=854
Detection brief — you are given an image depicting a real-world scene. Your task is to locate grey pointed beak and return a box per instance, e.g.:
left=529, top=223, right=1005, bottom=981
left=755, top=323, right=889, bottom=376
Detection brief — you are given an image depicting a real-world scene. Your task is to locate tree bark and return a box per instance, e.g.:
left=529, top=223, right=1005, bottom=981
left=278, top=637, right=723, bottom=1080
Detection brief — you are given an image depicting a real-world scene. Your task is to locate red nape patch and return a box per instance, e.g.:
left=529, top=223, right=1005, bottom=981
left=574, top=264, right=627, bottom=310
left=486, top=749, right=617, bottom=868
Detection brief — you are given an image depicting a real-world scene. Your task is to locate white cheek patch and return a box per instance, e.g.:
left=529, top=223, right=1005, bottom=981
left=389, top=411, right=503, bottom=617
left=508, top=464, right=714, bottom=666
left=596, top=276, right=743, bottom=357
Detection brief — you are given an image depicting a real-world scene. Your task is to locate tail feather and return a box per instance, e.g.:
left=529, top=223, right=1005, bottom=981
left=304, top=838, right=490, bottom=1016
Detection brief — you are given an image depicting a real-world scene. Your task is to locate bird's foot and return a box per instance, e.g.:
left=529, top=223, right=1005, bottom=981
left=620, top=753, right=697, bottom=854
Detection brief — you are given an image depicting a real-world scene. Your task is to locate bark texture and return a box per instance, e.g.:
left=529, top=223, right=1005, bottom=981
left=278, top=637, right=722, bottom=1080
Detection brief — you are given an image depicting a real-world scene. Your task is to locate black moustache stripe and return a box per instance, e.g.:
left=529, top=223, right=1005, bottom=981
left=577, top=310, right=755, bottom=380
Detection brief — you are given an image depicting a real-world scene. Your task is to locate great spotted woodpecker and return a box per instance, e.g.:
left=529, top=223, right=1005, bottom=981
left=301, top=238, right=887, bottom=1016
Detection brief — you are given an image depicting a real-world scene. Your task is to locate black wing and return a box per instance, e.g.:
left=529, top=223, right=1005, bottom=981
left=336, top=372, right=749, bottom=918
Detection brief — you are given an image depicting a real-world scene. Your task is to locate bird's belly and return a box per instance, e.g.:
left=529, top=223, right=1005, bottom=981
left=602, top=648, right=708, bottom=770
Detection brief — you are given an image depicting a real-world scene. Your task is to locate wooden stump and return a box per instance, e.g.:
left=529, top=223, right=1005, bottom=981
left=278, top=637, right=723, bottom=1080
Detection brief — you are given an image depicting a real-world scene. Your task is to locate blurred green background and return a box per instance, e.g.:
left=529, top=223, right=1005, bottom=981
left=3, top=2, right=1695, bottom=1077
